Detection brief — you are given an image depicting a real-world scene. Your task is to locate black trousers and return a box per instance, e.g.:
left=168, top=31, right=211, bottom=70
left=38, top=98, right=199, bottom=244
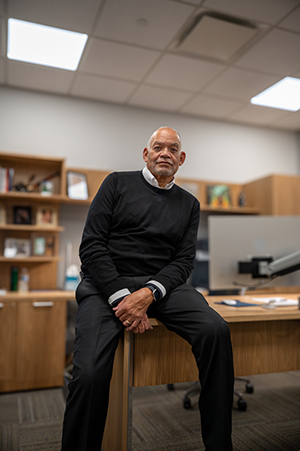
left=61, top=277, right=234, bottom=451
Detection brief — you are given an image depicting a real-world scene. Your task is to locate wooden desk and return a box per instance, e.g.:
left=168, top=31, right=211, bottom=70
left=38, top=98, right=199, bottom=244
left=102, top=293, right=300, bottom=451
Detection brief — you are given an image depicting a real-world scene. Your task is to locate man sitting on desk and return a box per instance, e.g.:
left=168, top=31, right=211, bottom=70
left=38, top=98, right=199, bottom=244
left=61, top=126, right=234, bottom=451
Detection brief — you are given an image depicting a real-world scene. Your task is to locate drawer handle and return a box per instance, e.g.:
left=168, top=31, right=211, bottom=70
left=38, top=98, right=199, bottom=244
left=0, top=303, right=3, bottom=308
left=33, top=301, right=54, bottom=308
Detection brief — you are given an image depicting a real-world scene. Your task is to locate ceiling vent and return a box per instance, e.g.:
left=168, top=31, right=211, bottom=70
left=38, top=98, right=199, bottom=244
left=173, top=12, right=259, bottom=62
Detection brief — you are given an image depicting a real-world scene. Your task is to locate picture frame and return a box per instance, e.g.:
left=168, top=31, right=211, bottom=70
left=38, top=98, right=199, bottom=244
left=0, top=203, right=6, bottom=225
left=4, top=238, right=31, bottom=258
left=31, top=233, right=55, bottom=256
left=36, top=206, right=58, bottom=227
left=207, top=184, right=231, bottom=208
left=13, top=206, right=32, bottom=225
left=67, top=171, right=88, bottom=200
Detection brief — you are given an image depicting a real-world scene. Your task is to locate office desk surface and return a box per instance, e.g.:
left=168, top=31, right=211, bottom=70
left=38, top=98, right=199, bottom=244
left=207, top=294, right=300, bottom=322
left=148, top=294, right=300, bottom=325
left=103, top=293, right=300, bottom=451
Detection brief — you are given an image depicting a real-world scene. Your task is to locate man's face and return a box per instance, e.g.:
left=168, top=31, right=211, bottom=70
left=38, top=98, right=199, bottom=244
left=143, top=128, right=186, bottom=182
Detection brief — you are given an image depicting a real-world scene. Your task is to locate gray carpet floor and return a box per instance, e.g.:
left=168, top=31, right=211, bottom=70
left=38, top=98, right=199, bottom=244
left=0, top=371, right=299, bottom=451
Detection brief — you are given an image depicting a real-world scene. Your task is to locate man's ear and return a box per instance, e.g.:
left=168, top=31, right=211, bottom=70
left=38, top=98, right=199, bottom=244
left=143, top=147, right=148, bottom=163
left=179, top=151, right=186, bottom=166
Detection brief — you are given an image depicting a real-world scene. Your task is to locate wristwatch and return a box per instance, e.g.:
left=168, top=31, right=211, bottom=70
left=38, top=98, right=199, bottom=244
left=145, top=284, right=160, bottom=302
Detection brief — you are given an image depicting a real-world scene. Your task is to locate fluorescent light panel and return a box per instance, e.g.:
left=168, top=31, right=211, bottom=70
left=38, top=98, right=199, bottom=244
left=7, top=18, right=88, bottom=71
left=251, top=77, right=300, bottom=112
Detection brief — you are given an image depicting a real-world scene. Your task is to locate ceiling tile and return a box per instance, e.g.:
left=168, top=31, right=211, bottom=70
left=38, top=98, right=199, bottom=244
left=227, top=104, right=287, bottom=126
left=7, top=60, right=74, bottom=94
left=204, top=67, right=280, bottom=101
left=235, top=29, right=300, bottom=76
left=8, top=0, right=102, bottom=33
left=180, top=94, right=241, bottom=118
left=269, top=110, right=300, bottom=130
left=173, top=0, right=202, bottom=5
left=176, top=14, right=258, bottom=62
left=94, top=0, right=195, bottom=50
left=79, top=38, right=160, bottom=82
left=71, top=73, right=137, bottom=103
left=145, top=53, right=224, bottom=91
left=128, top=85, right=192, bottom=111
left=279, top=5, right=300, bottom=32
left=0, top=17, right=5, bottom=58
left=203, top=0, right=300, bottom=25
left=0, top=58, right=5, bottom=84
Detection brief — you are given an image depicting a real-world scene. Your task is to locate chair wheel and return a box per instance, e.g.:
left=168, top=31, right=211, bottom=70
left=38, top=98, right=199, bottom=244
left=167, top=384, right=175, bottom=391
left=246, top=383, right=254, bottom=394
left=183, top=396, right=192, bottom=409
left=237, top=398, right=247, bottom=411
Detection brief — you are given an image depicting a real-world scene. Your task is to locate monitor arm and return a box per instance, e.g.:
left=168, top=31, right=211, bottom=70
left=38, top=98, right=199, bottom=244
left=238, top=251, right=300, bottom=279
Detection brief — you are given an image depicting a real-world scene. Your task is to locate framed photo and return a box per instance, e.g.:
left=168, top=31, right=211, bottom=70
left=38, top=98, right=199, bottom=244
left=207, top=185, right=231, bottom=208
left=67, top=171, right=88, bottom=200
left=4, top=238, right=31, bottom=258
left=31, top=233, right=55, bottom=256
left=13, top=206, right=32, bottom=224
left=0, top=203, right=6, bottom=225
left=36, top=206, right=58, bottom=227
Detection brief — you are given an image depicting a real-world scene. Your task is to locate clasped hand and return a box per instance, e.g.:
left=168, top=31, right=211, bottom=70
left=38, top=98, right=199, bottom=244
left=113, top=288, right=153, bottom=334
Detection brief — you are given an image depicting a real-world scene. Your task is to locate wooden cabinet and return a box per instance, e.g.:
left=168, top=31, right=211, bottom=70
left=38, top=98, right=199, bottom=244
left=0, top=300, right=17, bottom=383
left=0, top=152, right=75, bottom=392
left=0, top=293, right=71, bottom=392
left=243, top=174, right=300, bottom=215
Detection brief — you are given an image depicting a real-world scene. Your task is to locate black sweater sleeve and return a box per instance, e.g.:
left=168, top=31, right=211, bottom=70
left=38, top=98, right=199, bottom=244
left=79, top=173, right=129, bottom=299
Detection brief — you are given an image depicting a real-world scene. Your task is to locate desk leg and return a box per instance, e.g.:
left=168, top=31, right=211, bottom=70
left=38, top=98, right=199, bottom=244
left=102, top=331, right=133, bottom=451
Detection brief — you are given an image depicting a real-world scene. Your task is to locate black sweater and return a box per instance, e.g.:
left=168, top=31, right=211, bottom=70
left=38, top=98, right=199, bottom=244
left=79, top=171, right=200, bottom=301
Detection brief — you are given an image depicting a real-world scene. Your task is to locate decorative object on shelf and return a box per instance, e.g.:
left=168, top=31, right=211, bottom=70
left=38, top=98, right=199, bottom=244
left=12, top=174, right=35, bottom=192
left=238, top=191, right=247, bottom=207
left=12, top=171, right=59, bottom=193
left=10, top=266, right=19, bottom=291
left=36, top=205, right=58, bottom=227
left=67, top=171, right=89, bottom=200
left=40, top=180, right=54, bottom=196
left=18, top=267, right=29, bottom=292
left=0, top=203, right=6, bottom=224
left=64, top=241, right=80, bottom=290
left=13, top=205, right=32, bottom=224
left=4, top=238, right=31, bottom=258
left=31, top=233, right=55, bottom=256
left=207, top=184, right=231, bottom=208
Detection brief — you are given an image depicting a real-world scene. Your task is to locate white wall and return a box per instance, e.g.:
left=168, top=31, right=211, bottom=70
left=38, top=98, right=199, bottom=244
left=1, top=86, right=299, bottom=184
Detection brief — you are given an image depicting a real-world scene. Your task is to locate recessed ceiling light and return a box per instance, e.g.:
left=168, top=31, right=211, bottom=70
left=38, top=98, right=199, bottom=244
left=7, top=18, right=88, bottom=71
left=250, top=77, right=300, bottom=112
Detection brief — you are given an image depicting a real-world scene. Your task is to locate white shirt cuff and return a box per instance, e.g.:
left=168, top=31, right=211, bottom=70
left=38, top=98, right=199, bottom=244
left=108, top=288, right=131, bottom=306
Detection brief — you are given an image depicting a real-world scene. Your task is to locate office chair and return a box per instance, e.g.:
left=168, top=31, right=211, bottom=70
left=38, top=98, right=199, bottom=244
left=167, top=377, right=254, bottom=411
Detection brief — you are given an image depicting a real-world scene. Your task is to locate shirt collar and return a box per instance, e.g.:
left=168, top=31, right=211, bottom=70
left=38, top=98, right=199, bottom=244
left=142, top=166, right=175, bottom=190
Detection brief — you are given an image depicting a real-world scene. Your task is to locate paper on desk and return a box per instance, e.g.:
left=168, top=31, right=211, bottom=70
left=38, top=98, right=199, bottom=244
left=252, top=297, right=298, bottom=306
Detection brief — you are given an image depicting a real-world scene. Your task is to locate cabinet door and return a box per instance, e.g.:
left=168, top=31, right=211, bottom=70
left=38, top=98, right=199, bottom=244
left=0, top=302, right=17, bottom=384
left=15, top=300, right=67, bottom=391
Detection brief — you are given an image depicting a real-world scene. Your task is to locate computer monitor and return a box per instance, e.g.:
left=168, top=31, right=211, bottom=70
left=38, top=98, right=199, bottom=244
left=208, top=215, right=300, bottom=291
